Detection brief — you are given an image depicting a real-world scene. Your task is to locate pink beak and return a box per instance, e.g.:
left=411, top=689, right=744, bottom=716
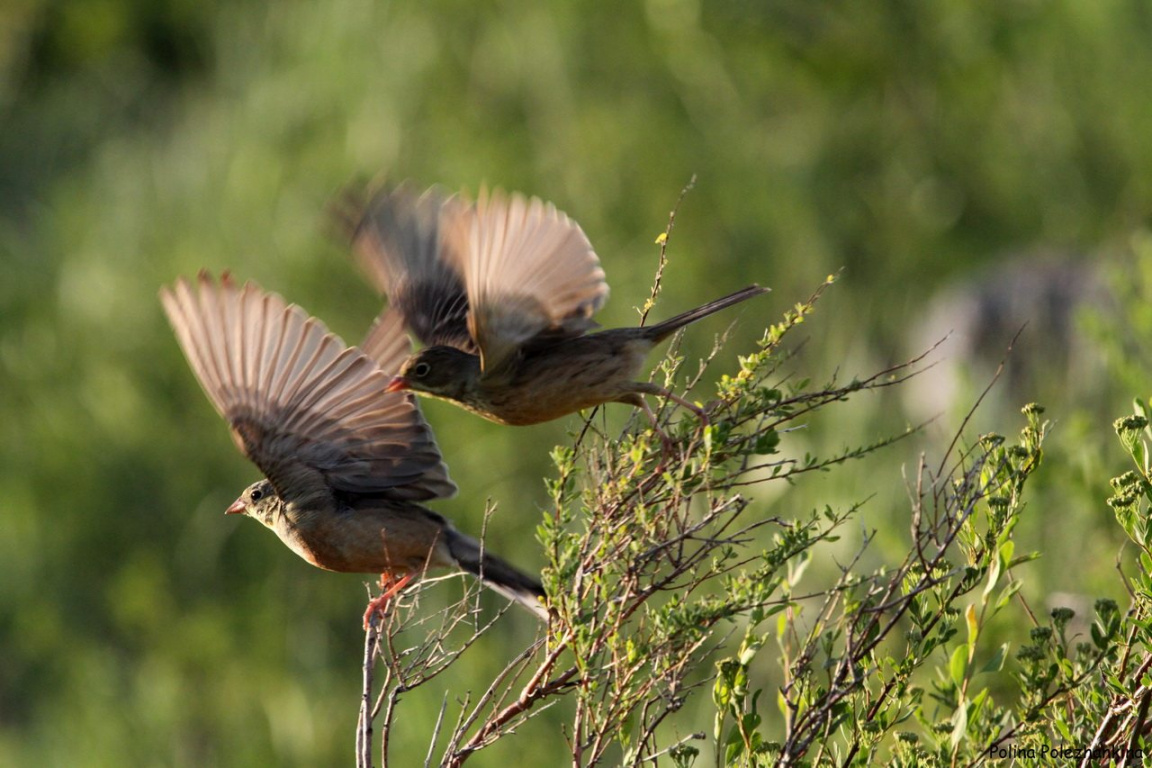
left=385, top=376, right=410, bottom=393
left=225, top=499, right=247, bottom=515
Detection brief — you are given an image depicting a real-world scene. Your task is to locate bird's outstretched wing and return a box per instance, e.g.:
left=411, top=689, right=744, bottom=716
left=453, top=189, right=609, bottom=373
left=359, top=307, right=411, bottom=376
left=351, top=184, right=476, bottom=353
left=160, top=272, right=457, bottom=503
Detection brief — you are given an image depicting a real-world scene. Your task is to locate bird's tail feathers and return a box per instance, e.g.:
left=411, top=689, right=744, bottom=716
left=445, top=530, right=549, bottom=620
left=645, top=284, right=769, bottom=343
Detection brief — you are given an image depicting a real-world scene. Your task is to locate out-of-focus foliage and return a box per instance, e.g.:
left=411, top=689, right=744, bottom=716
left=3, top=0, right=1152, bottom=765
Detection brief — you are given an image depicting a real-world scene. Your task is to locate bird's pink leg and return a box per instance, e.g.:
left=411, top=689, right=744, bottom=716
left=362, top=572, right=414, bottom=629
left=630, top=382, right=710, bottom=426
left=620, top=384, right=712, bottom=472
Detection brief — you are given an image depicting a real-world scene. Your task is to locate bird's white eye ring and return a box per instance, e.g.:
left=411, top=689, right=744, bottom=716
left=414, top=362, right=431, bottom=378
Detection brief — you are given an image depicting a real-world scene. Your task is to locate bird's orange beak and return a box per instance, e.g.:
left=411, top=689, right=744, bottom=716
left=225, top=499, right=247, bottom=515
left=385, top=376, right=410, bottom=393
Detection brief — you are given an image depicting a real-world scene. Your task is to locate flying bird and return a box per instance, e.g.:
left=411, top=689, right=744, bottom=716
left=349, top=184, right=768, bottom=431
left=160, top=272, right=547, bottom=626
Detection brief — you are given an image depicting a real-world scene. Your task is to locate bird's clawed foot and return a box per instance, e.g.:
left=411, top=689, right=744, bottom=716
left=362, top=572, right=415, bottom=629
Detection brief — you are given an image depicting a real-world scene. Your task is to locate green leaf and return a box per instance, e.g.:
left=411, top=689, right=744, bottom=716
left=787, top=551, right=811, bottom=586
left=969, top=688, right=989, bottom=720
left=982, top=551, right=1002, bottom=603
left=1007, top=550, right=1041, bottom=568
left=754, top=428, right=781, bottom=455
left=994, top=581, right=1023, bottom=611
left=950, top=645, right=968, bottom=687
left=999, top=540, right=1015, bottom=568
left=950, top=700, right=969, bottom=748
left=980, top=643, right=1009, bottom=674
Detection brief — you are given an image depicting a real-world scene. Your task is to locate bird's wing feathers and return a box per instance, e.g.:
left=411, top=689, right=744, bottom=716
left=359, top=307, right=412, bottom=376
left=160, top=273, right=457, bottom=503
left=453, top=189, right=608, bottom=373
left=351, top=184, right=476, bottom=353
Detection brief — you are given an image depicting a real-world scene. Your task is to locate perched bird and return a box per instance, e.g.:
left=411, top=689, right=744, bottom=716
left=348, top=184, right=768, bottom=429
left=160, top=272, right=547, bottom=626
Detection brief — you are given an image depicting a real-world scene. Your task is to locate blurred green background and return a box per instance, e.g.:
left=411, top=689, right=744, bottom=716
left=4, top=0, right=1152, bottom=764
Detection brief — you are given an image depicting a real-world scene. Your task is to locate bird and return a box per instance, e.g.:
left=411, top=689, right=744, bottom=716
left=347, top=184, right=769, bottom=432
left=160, top=271, right=548, bottom=627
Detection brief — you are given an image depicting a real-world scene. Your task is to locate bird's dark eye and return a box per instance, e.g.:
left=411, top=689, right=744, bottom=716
left=413, top=362, right=431, bottom=378
left=251, top=488, right=264, bottom=501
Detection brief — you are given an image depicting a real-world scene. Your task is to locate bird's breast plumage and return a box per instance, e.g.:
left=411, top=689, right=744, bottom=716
left=273, top=501, right=453, bottom=574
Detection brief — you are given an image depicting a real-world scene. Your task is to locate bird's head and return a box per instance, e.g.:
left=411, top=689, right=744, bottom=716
left=385, top=346, right=481, bottom=401
left=226, top=479, right=282, bottom=528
